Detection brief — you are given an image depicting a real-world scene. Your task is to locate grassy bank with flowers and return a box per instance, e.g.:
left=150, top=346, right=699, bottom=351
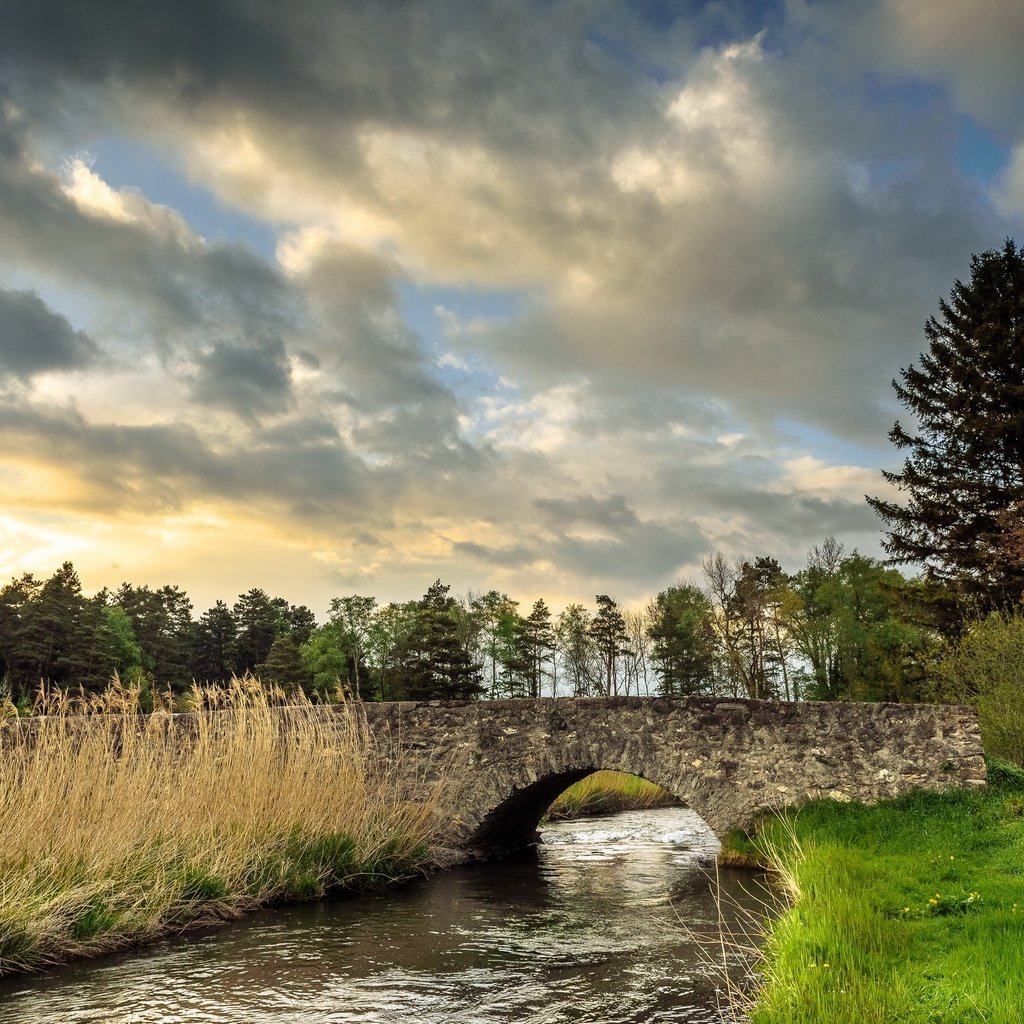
left=721, top=762, right=1024, bottom=1023
left=0, top=681, right=448, bottom=976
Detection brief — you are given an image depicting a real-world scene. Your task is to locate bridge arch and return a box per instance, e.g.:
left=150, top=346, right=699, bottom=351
left=358, top=695, right=986, bottom=861
left=468, top=764, right=713, bottom=858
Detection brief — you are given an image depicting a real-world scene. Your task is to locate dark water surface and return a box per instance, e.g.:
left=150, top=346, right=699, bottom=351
left=0, top=809, right=769, bottom=1023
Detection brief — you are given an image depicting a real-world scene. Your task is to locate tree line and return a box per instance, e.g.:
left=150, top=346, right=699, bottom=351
left=0, top=540, right=941, bottom=708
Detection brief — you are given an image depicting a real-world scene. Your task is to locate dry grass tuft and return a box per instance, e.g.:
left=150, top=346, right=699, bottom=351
left=0, top=678, right=446, bottom=975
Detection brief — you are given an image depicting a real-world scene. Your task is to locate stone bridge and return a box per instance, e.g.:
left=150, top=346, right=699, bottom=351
left=360, top=696, right=986, bottom=859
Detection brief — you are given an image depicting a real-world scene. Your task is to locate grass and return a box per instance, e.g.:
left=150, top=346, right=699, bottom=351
left=545, top=770, right=679, bottom=820
left=719, top=762, right=1024, bottom=1024
left=0, top=679, right=447, bottom=976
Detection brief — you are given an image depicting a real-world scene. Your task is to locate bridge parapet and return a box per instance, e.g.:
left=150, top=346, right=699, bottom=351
left=359, top=696, right=986, bottom=859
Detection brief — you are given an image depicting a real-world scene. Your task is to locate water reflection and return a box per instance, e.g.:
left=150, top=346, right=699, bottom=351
left=0, top=809, right=768, bottom=1023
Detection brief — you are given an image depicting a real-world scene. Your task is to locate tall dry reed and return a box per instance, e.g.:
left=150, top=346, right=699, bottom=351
left=0, top=679, right=446, bottom=975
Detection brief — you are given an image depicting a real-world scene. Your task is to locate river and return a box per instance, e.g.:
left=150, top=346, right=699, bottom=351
left=0, top=808, right=770, bottom=1023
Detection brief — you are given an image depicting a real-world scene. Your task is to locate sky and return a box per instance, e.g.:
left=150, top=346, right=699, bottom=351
left=1, top=0, right=1023, bottom=616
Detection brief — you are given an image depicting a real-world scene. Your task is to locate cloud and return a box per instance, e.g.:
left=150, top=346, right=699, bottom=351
left=0, top=287, right=100, bottom=380
left=190, top=337, right=292, bottom=417
left=451, top=540, right=537, bottom=569
left=536, top=493, right=640, bottom=532
left=0, top=1, right=1019, bottom=610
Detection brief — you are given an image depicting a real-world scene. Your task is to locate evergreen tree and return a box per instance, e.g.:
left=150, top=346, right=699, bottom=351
left=191, top=600, right=237, bottom=683
left=0, top=573, right=40, bottom=701
left=114, top=583, right=194, bottom=689
left=231, top=588, right=285, bottom=675
left=272, top=598, right=317, bottom=645
left=406, top=580, right=482, bottom=700
left=519, top=599, right=556, bottom=698
left=646, top=583, right=718, bottom=696
left=16, top=562, right=85, bottom=687
left=256, top=634, right=312, bottom=691
left=868, top=240, right=1024, bottom=609
left=587, top=594, right=632, bottom=696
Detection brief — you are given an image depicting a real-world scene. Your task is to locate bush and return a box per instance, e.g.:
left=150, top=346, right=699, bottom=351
left=933, top=612, right=1024, bottom=766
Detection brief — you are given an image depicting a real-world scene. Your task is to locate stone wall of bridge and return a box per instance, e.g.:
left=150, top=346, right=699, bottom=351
left=358, top=696, right=986, bottom=859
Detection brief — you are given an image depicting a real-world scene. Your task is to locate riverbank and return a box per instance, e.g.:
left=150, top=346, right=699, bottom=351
left=0, top=684, right=446, bottom=976
left=545, top=770, right=678, bottom=820
left=723, top=762, right=1024, bottom=1023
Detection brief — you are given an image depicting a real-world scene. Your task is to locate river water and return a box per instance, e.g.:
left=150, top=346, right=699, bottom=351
left=0, top=808, right=769, bottom=1023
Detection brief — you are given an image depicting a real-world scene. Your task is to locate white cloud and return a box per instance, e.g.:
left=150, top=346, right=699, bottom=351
left=994, top=142, right=1024, bottom=217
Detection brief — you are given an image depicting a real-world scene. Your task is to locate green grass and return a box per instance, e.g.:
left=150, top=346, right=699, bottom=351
left=545, top=770, right=678, bottom=820
left=732, top=764, right=1024, bottom=1023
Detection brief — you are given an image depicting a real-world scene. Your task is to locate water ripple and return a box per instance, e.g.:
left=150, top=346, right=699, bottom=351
left=0, top=809, right=765, bottom=1024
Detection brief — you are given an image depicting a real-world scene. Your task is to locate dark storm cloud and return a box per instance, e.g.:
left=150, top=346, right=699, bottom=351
left=0, top=0, right=657, bottom=174
left=190, top=337, right=292, bottom=417
left=0, top=287, right=100, bottom=379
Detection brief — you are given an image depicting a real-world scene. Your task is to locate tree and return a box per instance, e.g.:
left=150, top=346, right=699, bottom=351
left=587, top=595, right=632, bottom=697
left=647, top=583, right=718, bottom=696
left=0, top=573, right=40, bottom=701
left=704, top=553, right=789, bottom=700
left=230, top=589, right=285, bottom=676
left=787, top=545, right=935, bottom=702
left=368, top=601, right=420, bottom=701
left=14, top=562, right=85, bottom=688
left=191, top=601, right=236, bottom=683
left=519, top=599, right=556, bottom=698
left=556, top=603, right=597, bottom=696
left=467, top=591, right=521, bottom=697
left=300, top=621, right=351, bottom=699
left=868, top=240, right=1024, bottom=610
left=114, top=583, right=193, bottom=689
left=327, top=595, right=377, bottom=699
left=256, top=634, right=311, bottom=691
left=405, top=580, right=482, bottom=700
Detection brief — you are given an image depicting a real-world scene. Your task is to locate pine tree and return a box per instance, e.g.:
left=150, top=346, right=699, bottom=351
left=519, top=599, right=556, bottom=698
left=256, top=634, right=312, bottom=691
left=231, top=588, right=285, bottom=675
left=646, top=584, right=717, bottom=696
left=587, top=595, right=632, bottom=696
left=16, top=562, right=85, bottom=686
left=191, top=601, right=237, bottom=683
left=406, top=580, right=482, bottom=701
left=868, top=240, right=1024, bottom=608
